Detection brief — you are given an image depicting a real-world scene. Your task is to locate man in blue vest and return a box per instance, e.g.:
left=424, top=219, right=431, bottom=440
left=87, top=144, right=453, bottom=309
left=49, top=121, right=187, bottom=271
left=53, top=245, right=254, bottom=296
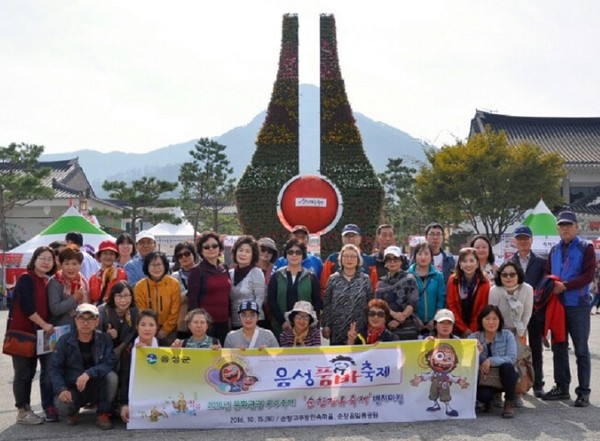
left=541, top=211, right=596, bottom=407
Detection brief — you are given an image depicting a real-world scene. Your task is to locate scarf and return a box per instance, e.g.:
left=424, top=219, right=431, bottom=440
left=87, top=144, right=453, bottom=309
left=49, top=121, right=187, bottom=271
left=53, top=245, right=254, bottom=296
left=292, top=326, right=309, bottom=347
left=233, top=265, right=253, bottom=286
left=367, top=325, right=385, bottom=344
left=54, top=270, right=84, bottom=297
left=501, top=286, right=526, bottom=335
left=101, top=266, right=116, bottom=291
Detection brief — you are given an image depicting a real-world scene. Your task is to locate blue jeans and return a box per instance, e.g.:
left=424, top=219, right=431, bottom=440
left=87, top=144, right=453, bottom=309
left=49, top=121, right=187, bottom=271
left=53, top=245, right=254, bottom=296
left=12, top=352, right=53, bottom=410
left=551, top=306, right=591, bottom=394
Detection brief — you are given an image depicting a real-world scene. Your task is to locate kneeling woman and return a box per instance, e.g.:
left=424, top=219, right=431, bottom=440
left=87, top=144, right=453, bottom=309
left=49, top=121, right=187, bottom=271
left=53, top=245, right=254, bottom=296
left=224, top=300, right=279, bottom=349
left=470, top=305, right=518, bottom=419
left=347, top=299, right=398, bottom=345
left=279, top=301, right=321, bottom=347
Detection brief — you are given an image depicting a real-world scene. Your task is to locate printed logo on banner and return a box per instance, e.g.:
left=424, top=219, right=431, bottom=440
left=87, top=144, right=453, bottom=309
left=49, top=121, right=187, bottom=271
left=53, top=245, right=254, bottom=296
left=146, top=353, right=158, bottom=365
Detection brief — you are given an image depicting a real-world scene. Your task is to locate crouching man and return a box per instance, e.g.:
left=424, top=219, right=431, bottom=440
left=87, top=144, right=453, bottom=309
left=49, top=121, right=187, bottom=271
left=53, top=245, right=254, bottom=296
left=50, top=303, right=117, bottom=429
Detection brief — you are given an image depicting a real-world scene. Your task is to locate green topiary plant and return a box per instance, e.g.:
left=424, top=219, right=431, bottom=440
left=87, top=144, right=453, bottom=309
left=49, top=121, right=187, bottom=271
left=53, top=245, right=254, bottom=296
left=235, top=14, right=299, bottom=249
left=319, top=14, right=384, bottom=257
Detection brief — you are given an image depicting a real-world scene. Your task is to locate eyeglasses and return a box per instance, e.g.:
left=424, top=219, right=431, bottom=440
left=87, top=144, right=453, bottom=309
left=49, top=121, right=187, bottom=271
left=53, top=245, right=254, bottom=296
left=177, top=250, right=192, bottom=259
left=385, top=256, right=401, bottom=263
left=37, top=257, right=54, bottom=263
left=202, top=243, right=220, bottom=250
left=427, top=232, right=443, bottom=237
left=287, top=249, right=303, bottom=256
left=501, top=272, right=517, bottom=278
left=76, top=315, right=97, bottom=323
left=368, top=310, right=386, bottom=318
left=294, top=315, right=311, bottom=321
left=260, top=246, right=274, bottom=254
left=240, top=312, right=258, bottom=319
left=115, top=294, right=132, bottom=299
left=342, top=254, right=358, bottom=259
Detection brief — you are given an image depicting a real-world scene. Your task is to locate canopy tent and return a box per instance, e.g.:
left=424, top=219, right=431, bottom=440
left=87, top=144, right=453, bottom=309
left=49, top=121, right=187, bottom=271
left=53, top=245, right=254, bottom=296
left=522, top=199, right=560, bottom=253
left=3, top=206, right=114, bottom=282
left=497, top=199, right=559, bottom=260
left=146, top=221, right=198, bottom=256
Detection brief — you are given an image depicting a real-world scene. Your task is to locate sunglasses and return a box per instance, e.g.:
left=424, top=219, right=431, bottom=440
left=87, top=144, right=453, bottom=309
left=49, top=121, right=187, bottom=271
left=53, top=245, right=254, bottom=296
left=501, top=272, right=517, bottom=278
left=260, top=246, right=274, bottom=254
left=287, top=249, right=303, bottom=256
left=177, top=250, right=192, bottom=259
left=202, top=243, right=220, bottom=250
left=368, top=310, right=386, bottom=318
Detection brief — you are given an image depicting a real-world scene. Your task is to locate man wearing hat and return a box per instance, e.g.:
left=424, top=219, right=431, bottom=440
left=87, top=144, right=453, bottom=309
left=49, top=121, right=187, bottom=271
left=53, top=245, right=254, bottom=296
left=50, top=303, right=118, bottom=429
left=541, top=211, right=596, bottom=407
left=272, top=225, right=323, bottom=279
left=320, top=224, right=377, bottom=295
left=509, top=225, right=547, bottom=398
left=124, top=231, right=156, bottom=287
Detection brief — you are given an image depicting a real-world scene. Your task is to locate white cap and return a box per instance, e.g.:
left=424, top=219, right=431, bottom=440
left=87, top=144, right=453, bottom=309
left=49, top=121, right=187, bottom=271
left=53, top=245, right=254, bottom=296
left=75, top=303, right=99, bottom=317
left=383, top=246, right=403, bottom=258
left=434, top=309, right=455, bottom=324
left=136, top=231, right=155, bottom=243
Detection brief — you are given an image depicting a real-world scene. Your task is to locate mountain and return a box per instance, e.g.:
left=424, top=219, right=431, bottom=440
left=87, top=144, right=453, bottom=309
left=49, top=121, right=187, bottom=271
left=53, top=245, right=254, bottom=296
left=41, top=84, right=427, bottom=198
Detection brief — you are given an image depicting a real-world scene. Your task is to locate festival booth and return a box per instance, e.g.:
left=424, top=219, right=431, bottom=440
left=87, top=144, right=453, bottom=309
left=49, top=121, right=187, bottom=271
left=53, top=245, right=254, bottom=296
left=146, top=221, right=198, bottom=257
left=2, top=206, right=114, bottom=285
left=499, top=199, right=559, bottom=259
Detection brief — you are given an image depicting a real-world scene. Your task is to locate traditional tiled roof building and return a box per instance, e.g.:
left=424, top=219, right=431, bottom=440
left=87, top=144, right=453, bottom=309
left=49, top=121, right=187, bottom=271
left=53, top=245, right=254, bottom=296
left=470, top=110, right=600, bottom=231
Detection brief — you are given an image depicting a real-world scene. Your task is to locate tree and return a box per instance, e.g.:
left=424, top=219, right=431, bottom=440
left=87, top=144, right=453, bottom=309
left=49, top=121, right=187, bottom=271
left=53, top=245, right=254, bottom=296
left=179, top=138, right=236, bottom=235
left=0, top=143, right=54, bottom=249
left=378, top=158, right=428, bottom=243
left=415, top=127, right=566, bottom=244
left=102, top=177, right=178, bottom=241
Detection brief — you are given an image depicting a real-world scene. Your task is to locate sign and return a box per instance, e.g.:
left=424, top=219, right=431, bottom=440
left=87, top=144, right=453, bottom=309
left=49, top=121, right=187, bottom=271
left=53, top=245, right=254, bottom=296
left=128, top=340, right=477, bottom=429
left=277, top=175, right=342, bottom=235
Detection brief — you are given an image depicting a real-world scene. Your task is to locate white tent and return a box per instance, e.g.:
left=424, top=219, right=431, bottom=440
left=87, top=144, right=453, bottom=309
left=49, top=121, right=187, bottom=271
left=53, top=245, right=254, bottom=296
left=146, top=221, right=198, bottom=256
left=3, top=206, right=114, bottom=282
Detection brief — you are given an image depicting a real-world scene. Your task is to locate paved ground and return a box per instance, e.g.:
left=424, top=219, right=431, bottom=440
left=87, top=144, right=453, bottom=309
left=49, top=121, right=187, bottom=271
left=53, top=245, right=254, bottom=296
left=1, top=309, right=599, bottom=441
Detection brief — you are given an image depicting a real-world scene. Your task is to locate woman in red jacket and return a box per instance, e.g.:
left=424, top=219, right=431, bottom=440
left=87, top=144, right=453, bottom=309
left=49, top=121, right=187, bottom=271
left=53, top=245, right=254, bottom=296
left=446, top=247, right=490, bottom=338
left=89, top=240, right=127, bottom=305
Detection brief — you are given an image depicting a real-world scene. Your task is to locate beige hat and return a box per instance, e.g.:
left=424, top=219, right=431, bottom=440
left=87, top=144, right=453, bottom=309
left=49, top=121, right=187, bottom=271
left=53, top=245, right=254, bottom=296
left=285, top=301, right=318, bottom=327
left=434, top=308, right=455, bottom=323
left=75, top=303, right=99, bottom=317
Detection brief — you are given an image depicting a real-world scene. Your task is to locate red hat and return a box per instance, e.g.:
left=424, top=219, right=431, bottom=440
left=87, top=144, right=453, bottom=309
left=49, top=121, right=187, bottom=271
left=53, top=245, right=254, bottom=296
left=96, top=240, right=118, bottom=257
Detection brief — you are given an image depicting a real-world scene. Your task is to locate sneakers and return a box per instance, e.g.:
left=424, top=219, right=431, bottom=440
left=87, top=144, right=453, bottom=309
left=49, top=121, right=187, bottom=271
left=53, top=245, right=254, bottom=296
left=533, top=386, right=545, bottom=398
left=502, top=401, right=514, bottom=419
left=513, top=395, right=524, bottom=408
left=16, top=408, right=44, bottom=425
left=44, top=405, right=59, bottom=423
left=574, top=394, right=590, bottom=408
left=541, top=385, right=570, bottom=401
left=96, top=413, right=113, bottom=430
left=492, top=393, right=503, bottom=408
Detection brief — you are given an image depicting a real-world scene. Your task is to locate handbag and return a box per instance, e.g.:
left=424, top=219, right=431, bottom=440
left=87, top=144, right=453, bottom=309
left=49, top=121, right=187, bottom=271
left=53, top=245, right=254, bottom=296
left=478, top=366, right=503, bottom=389
left=2, top=329, right=37, bottom=358
left=514, top=338, right=534, bottom=394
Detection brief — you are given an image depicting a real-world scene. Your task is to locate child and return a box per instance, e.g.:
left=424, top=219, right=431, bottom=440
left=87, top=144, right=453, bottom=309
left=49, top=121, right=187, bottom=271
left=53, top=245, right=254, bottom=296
left=171, top=308, right=220, bottom=349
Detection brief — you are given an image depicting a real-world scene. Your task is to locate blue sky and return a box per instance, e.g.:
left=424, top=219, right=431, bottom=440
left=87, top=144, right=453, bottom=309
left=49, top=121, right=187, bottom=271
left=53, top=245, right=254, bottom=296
left=1, top=0, right=600, bottom=154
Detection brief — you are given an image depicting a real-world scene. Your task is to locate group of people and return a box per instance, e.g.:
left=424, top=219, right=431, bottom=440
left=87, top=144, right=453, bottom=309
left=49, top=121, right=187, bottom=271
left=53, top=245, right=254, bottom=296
left=4, top=209, right=596, bottom=428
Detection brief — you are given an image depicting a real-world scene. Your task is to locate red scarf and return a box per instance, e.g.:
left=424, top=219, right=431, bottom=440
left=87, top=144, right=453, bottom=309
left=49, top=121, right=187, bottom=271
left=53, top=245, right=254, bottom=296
left=367, top=325, right=385, bottom=344
left=54, top=270, right=83, bottom=295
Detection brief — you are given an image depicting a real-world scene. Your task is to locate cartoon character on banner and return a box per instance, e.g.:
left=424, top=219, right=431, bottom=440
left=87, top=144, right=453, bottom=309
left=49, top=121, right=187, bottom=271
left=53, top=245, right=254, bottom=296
left=142, top=406, right=169, bottom=422
left=410, top=343, right=470, bottom=417
left=206, top=358, right=260, bottom=393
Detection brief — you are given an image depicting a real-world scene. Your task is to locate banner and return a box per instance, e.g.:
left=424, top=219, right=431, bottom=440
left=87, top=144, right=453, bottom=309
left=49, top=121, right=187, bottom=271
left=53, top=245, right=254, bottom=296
left=128, top=340, right=477, bottom=429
